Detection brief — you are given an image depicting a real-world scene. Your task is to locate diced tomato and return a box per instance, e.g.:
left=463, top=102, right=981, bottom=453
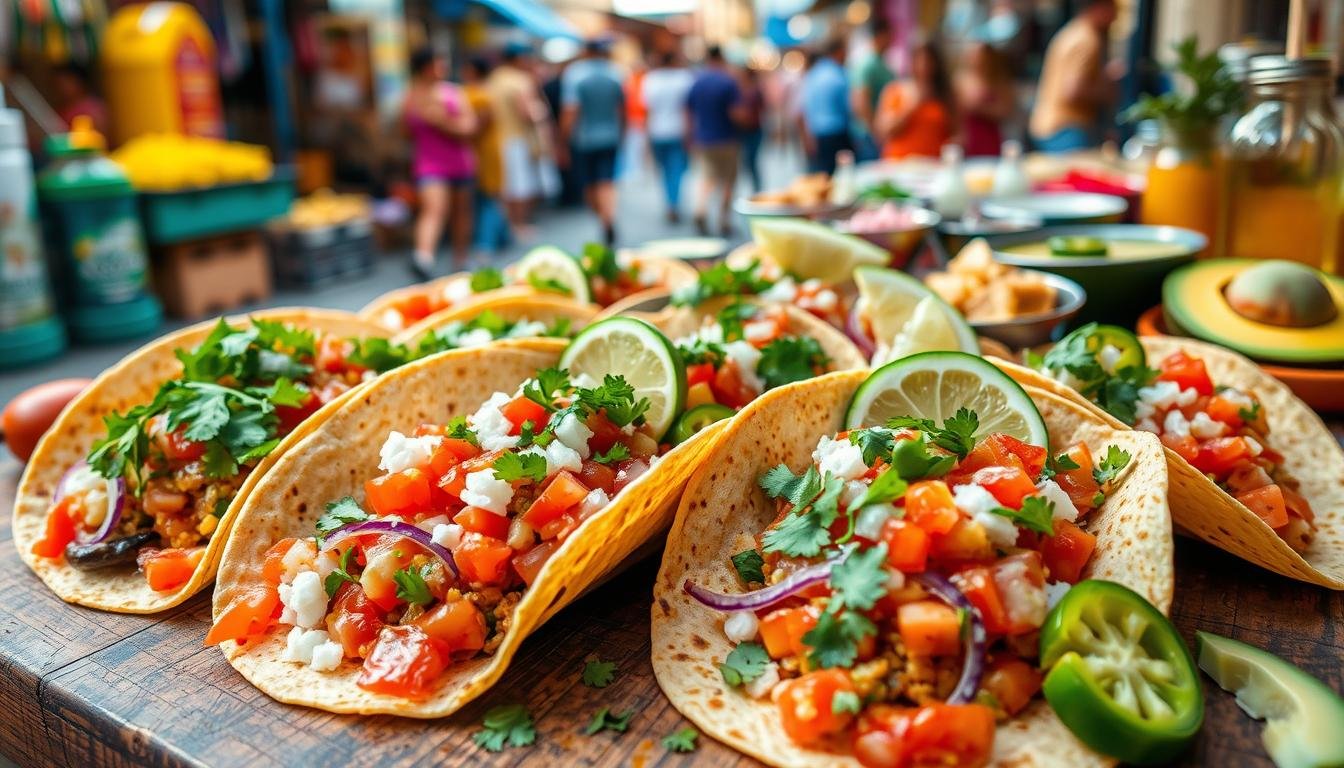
left=1191, top=436, right=1254, bottom=477
left=501, top=396, right=548, bottom=434
left=538, top=511, right=581, bottom=541
left=710, top=361, right=756, bottom=410
left=950, top=436, right=1026, bottom=483
left=970, top=466, right=1037, bottom=509
left=140, top=547, right=207, bottom=592
left=316, top=335, right=360, bottom=374
left=1205, top=394, right=1246, bottom=428
left=32, top=497, right=78, bottom=559
left=427, top=438, right=480, bottom=477
left=881, top=519, right=930, bottom=573
left=759, top=605, right=820, bottom=659
left=1054, top=442, right=1101, bottom=513
left=357, top=625, right=450, bottom=699
left=391, top=293, right=432, bottom=323
left=1282, top=485, right=1315, bottom=523
left=686, top=362, right=715, bottom=387
left=853, top=704, right=995, bottom=768
left=897, top=600, right=962, bottom=656
left=359, top=537, right=416, bottom=609
left=521, top=470, right=589, bottom=529
left=584, top=412, right=626, bottom=455
left=1157, top=351, right=1214, bottom=396
left=1236, top=484, right=1289, bottom=529
left=275, top=392, right=320, bottom=434
left=365, top=468, right=433, bottom=517
left=577, top=460, right=617, bottom=495
left=981, top=658, right=1043, bottom=716
left=454, top=533, right=514, bottom=586
left=327, top=583, right=385, bottom=657
left=261, top=537, right=303, bottom=585
left=1161, top=432, right=1200, bottom=464
left=776, top=670, right=857, bottom=746
left=987, top=434, right=1046, bottom=478
left=905, top=481, right=959, bottom=535
left=205, top=585, right=281, bottom=645
left=412, top=598, right=487, bottom=654
left=990, top=552, right=1047, bottom=635
left=928, top=518, right=993, bottom=564
left=163, top=426, right=207, bottom=462
left=1039, top=520, right=1097, bottom=584
left=951, top=566, right=1012, bottom=636
left=453, top=507, right=509, bottom=539
left=512, top=540, right=558, bottom=585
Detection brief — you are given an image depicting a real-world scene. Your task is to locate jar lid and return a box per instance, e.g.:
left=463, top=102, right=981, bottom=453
left=1248, top=55, right=1334, bottom=85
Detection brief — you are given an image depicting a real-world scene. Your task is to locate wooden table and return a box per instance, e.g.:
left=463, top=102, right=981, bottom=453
left=2, top=431, right=1341, bottom=768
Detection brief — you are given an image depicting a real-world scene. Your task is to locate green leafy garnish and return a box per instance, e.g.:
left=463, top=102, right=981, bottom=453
left=671, top=260, right=772, bottom=307
left=1122, top=36, right=1241, bottom=149
left=492, top=451, right=548, bottom=483
left=993, top=496, right=1055, bottom=535
left=316, top=496, right=369, bottom=545
left=1092, top=445, right=1132, bottom=487
left=715, top=300, right=759, bottom=342
left=1038, top=323, right=1157, bottom=424
left=579, top=242, right=629, bottom=283
left=472, top=704, right=536, bottom=752
left=757, top=336, right=829, bottom=390
left=661, top=727, right=699, bottom=752
left=827, top=544, right=889, bottom=612
left=575, top=374, right=649, bottom=427
left=848, top=427, right=894, bottom=467
left=582, top=658, right=617, bottom=688
left=832, top=690, right=863, bottom=715
left=470, top=267, right=506, bottom=292
left=393, top=566, right=434, bottom=605
left=527, top=273, right=573, bottom=295
left=584, top=707, right=635, bottom=735
left=719, top=642, right=770, bottom=687
left=803, top=608, right=876, bottom=669
left=445, top=415, right=479, bottom=446
left=889, top=436, right=956, bottom=481
left=522, top=367, right=572, bottom=410
left=758, top=464, right=821, bottom=506
left=1238, top=401, right=1261, bottom=424
left=730, top=549, right=765, bottom=584
left=323, top=547, right=358, bottom=597
left=887, top=408, right=979, bottom=459
left=346, top=337, right=416, bottom=373
left=1038, top=452, right=1081, bottom=482
left=762, top=472, right=844, bottom=558
left=591, top=443, right=629, bottom=465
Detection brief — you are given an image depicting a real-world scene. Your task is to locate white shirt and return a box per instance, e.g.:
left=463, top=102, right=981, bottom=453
left=641, top=67, right=695, bottom=141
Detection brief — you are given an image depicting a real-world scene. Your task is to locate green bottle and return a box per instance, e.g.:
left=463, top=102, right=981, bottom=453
left=37, top=116, right=161, bottom=342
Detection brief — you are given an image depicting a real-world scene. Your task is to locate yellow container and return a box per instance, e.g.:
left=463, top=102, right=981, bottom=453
left=102, top=3, right=224, bottom=145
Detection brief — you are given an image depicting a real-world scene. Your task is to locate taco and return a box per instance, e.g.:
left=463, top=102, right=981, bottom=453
left=652, top=362, right=1175, bottom=767
left=14, top=309, right=392, bottom=613
left=392, top=292, right=598, bottom=352
left=206, top=340, right=720, bottom=715
left=1000, top=324, right=1344, bottom=589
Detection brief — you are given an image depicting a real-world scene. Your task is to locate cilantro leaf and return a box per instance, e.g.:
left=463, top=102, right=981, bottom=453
left=761, top=473, right=845, bottom=558
left=887, top=408, right=979, bottom=459
left=492, top=451, right=548, bottom=483
left=803, top=609, right=876, bottom=669
left=715, top=300, right=758, bottom=342
left=323, top=547, right=358, bottom=597
left=730, top=549, right=766, bottom=584
left=445, top=415, right=479, bottom=446
left=592, top=443, right=629, bottom=465
left=661, top=727, right=699, bottom=753
left=1038, top=451, right=1081, bottom=482
left=889, top=436, right=956, bottom=480
left=832, top=690, right=863, bottom=715
left=522, top=367, right=572, bottom=410
left=582, top=658, right=617, bottom=688
left=1238, top=401, right=1261, bottom=423
left=473, top=704, right=536, bottom=752
left=393, top=566, right=433, bottom=605
left=200, top=441, right=238, bottom=478
left=758, top=464, right=822, bottom=507
left=848, top=428, right=893, bottom=467
left=584, top=706, right=635, bottom=735
left=470, top=267, right=505, bottom=292
left=527, top=273, right=573, bottom=295
left=576, top=374, right=649, bottom=427
left=1038, top=323, right=1158, bottom=423
left=676, top=337, right=725, bottom=367
left=579, top=242, right=627, bottom=283
left=1092, top=445, right=1132, bottom=487
left=828, top=544, right=889, bottom=612
left=853, top=469, right=907, bottom=510
left=346, top=337, right=416, bottom=373
left=719, top=642, right=770, bottom=687
left=316, top=496, right=368, bottom=539
left=670, top=260, right=773, bottom=307
left=757, top=336, right=829, bottom=390
left=993, top=496, right=1055, bottom=535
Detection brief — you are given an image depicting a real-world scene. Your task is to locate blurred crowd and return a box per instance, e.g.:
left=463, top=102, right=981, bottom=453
left=403, top=0, right=1122, bottom=275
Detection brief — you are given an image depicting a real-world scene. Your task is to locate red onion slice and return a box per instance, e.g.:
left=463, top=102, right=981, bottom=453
left=684, top=559, right=835, bottom=613
left=845, top=304, right=878, bottom=359
left=320, top=518, right=458, bottom=577
left=54, top=462, right=127, bottom=546
left=913, top=572, right=987, bottom=705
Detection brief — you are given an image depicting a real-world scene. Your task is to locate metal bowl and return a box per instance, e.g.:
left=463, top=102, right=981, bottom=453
left=734, top=197, right=853, bottom=221
left=968, top=271, right=1087, bottom=349
left=636, top=236, right=730, bottom=270
left=824, top=204, right=942, bottom=270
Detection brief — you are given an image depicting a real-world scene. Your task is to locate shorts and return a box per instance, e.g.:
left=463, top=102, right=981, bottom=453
left=417, top=174, right=473, bottom=189
left=696, top=142, right=740, bottom=184
left=502, top=136, right=541, bottom=200
left=573, top=146, right=618, bottom=189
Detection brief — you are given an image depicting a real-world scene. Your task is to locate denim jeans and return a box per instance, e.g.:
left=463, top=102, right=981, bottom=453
left=650, top=138, right=689, bottom=211
left=1033, top=126, right=1095, bottom=154
left=740, top=129, right=764, bottom=192
left=808, top=132, right=852, bottom=175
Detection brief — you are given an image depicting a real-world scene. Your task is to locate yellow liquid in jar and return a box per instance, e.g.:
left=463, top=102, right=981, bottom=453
left=1225, top=169, right=1342, bottom=275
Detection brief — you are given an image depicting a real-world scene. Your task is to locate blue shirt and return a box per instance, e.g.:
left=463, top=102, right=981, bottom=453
left=561, top=58, right=625, bottom=151
left=686, top=68, right=741, bottom=145
left=800, top=57, right=851, bottom=137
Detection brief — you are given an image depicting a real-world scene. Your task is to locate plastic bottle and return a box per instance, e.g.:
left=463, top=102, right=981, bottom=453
left=930, top=143, right=970, bottom=219
left=829, top=150, right=857, bottom=205
left=37, top=116, right=162, bottom=342
left=991, top=140, right=1031, bottom=197
left=0, top=86, right=66, bottom=368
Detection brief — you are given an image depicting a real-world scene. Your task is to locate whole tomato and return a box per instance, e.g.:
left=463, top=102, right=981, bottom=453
left=2, top=379, right=93, bottom=462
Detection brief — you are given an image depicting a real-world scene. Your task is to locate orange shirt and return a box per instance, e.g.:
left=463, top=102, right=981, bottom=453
left=878, top=84, right=951, bottom=160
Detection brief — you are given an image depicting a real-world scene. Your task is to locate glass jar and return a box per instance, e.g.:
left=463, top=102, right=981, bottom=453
left=1140, top=122, right=1220, bottom=245
left=1222, top=56, right=1343, bottom=274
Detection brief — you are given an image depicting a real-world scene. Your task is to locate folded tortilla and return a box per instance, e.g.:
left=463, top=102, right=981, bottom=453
left=212, top=341, right=724, bottom=716
left=13, top=309, right=390, bottom=614
left=652, top=371, right=1173, bottom=768
left=994, top=336, right=1344, bottom=589
left=390, top=292, right=599, bottom=347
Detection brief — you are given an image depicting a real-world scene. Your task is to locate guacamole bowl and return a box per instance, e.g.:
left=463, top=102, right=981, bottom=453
left=988, top=224, right=1205, bottom=325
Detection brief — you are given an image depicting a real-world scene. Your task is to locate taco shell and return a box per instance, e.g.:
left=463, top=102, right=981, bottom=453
left=13, top=309, right=390, bottom=614
left=651, top=371, right=1172, bottom=767
left=391, top=291, right=599, bottom=347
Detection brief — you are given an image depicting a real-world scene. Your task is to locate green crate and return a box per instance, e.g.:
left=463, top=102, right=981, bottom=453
left=140, top=168, right=295, bottom=244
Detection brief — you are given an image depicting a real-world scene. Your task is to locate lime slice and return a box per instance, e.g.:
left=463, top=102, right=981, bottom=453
left=853, top=265, right=978, bottom=363
left=1048, top=236, right=1109, bottom=257
left=844, top=351, right=1049, bottom=448
left=749, top=217, right=888, bottom=284
left=559, top=317, right=686, bottom=440
left=514, top=246, right=592, bottom=304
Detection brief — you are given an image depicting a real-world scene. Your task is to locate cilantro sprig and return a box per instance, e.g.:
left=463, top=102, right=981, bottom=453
left=757, top=336, right=829, bottom=390
left=661, top=727, right=699, bottom=752
left=1092, top=445, right=1132, bottom=487
left=993, top=496, right=1055, bottom=535
left=472, top=704, right=536, bottom=752
left=670, top=260, right=773, bottom=307
left=730, top=548, right=765, bottom=584
left=1036, top=323, right=1158, bottom=424
left=493, top=451, right=548, bottom=483
left=887, top=408, right=979, bottom=460
left=393, top=566, right=434, bottom=605
left=719, top=641, right=770, bottom=686
left=584, top=707, right=635, bottom=735
left=582, top=658, right=617, bottom=688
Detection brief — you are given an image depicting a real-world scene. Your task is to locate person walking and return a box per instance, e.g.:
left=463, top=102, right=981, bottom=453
left=874, top=40, right=954, bottom=160
left=641, top=51, right=695, bottom=223
left=686, top=45, right=744, bottom=237
left=488, top=42, right=551, bottom=242
left=560, top=38, right=626, bottom=246
left=955, top=42, right=1016, bottom=156
left=737, top=67, right=766, bottom=193
left=1029, top=0, right=1118, bottom=153
left=402, top=47, right=477, bottom=279
left=798, top=37, right=852, bottom=176
left=461, top=56, right=508, bottom=255
left=852, top=18, right=894, bottom=161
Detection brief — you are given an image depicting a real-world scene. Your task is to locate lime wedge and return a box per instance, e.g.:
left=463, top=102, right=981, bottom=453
left=559, top=317, right=686, bottom=441
left=749, top=217, right=888, bottom=284
left=844, top=351, right=1049, bottom=448
left=853, top=265, right=977, bottom=364
left=515, top=246, right=592, bottom=304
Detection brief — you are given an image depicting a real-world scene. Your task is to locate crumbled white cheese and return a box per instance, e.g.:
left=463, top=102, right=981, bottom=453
left=743, top=320, right=777, bottom=345
left=1137, top=380, right=1182, bottom=412
left=554, top=412, right=594, bottom=458
left=1163, top=409, right=1191, bottom=440
left=1189, top=412, right=1228, bottom=440
left=722, top=340, right=764, bottom=393
left=759, top=276, right=798, bottom=303
left=416, top=514, right=452, bottom=533
left=745, top=662, right=781, bottom=699
left=724, top=611, right=759, bottom=643
left=996, top=559, right=1048, bottom=629
left=954, top=483, right=1017, bottom=547
left=278, top=570, right=328, bottom=629
left=442, top=278, right=475, bottom=303
left=1135, top=417, right=1159, bottom=434
left=280, top=540, right=316, bottom=585
left=812, top=435, right=867, bottom=480
left=281, top=627, right=332, bottom=665
left=1219, top=388, right=1255, bottom=411
left=432, top=522, right=464, bottom=549
left=522, top=440, right=582, bottom=477
left=1045, top=581, right=1072, bottom=610
left=454, top=327, right=496, bottom=348
left=471, top=392, right=521, bottom=452
left=1098, top=344, right=1123, bottom=375
left=380, top=308, right=407, bottom=331
left=1245, top=436, right=1263, bottom=456
left=508, top=320, right=548, bottom=338
left=1034, top=479, right=1081, bottom=523
left=462, top=469, right=514, bottom=515
left=808, top=287, right=839, bottom=312
left=675, top=322, right=726, bottom=348
left=378, top=431, right=442, bottom=473
left=1176, top=387, right=1199, bottom=407
left=853, top=504, right=897, bottom=540
left=309, top=639, right=344, bottom=671
left=841, top=480, right=868, bottom=507
left=578, top=487, right=611, bottom=517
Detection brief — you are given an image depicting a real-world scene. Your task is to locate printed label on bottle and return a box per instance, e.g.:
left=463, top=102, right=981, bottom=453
left=0, top=188, right=55, bottom=329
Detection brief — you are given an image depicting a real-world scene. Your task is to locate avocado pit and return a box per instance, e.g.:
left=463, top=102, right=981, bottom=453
left=1223, top=260, right=1339, bottom=328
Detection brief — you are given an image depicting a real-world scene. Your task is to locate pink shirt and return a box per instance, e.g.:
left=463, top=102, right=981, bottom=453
left=406, top=83, right=475, bottom=181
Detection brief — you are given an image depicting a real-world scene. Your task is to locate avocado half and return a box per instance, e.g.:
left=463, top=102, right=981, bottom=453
left=1163, top=259, right=1344, bottom=365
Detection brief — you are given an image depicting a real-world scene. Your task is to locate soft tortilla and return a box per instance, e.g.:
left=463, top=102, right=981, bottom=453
left=213, top=341, right=724, bottom=716
left=13, top=308, right=390, bottom=614
left=995, top=336, right=1344, bottom=589
left=651, top=370, right=1172, bottom=768
left=390, top=292, right=599, bottom=347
